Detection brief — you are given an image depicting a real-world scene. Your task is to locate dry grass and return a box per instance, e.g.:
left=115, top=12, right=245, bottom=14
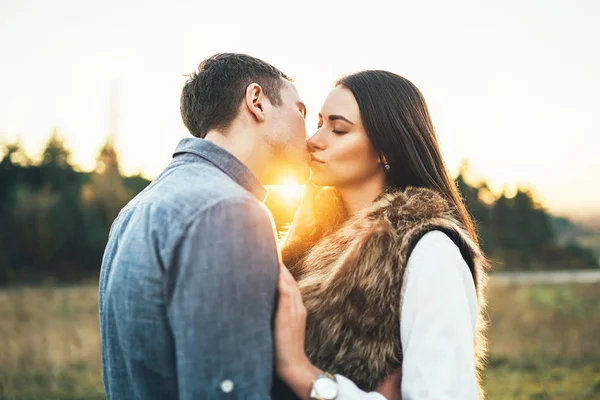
left=0, top=286, right=103, bottom=400
left=0, top=281, right=599, bottom=399
left=486, top=282, right=600, bottom=359
left=482, top=283, right=600, bottom=399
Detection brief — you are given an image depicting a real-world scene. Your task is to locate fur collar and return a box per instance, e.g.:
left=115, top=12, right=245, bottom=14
left=281, top=187, right=488, bottom=395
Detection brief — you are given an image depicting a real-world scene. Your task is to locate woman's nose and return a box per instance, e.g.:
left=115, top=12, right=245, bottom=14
left=307, top=130, right=326, bottom=151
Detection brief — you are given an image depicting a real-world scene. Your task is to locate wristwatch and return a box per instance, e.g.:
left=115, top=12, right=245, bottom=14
left=310, top=371, right=339, bottom=400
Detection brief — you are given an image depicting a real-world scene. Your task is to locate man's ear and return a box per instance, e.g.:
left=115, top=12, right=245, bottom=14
left=245, top=83, right=267, bottom=122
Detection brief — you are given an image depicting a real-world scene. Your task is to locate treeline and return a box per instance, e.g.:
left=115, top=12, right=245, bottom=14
left=0, top=131, right=149, bottom=285
left=455, top=170, right=597, bottom=270
left=0, top=132, right=597, bottom=285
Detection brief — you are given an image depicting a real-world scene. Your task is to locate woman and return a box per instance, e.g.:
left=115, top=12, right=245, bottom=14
left=272, top=70, right=489, bottom=399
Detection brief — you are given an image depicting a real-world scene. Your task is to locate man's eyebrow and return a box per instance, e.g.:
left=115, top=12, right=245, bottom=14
left=318, top=113, right=354, bottom=125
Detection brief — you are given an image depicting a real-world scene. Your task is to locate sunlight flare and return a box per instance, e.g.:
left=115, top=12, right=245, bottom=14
left=271, top=178, right=305, bottom=204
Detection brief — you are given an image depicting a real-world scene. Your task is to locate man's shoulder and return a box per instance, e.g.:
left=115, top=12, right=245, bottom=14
left=131, top=161, right=260, bottom=222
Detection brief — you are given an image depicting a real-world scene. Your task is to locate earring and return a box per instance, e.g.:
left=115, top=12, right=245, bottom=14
left=384, top=163, right=391, bottom=171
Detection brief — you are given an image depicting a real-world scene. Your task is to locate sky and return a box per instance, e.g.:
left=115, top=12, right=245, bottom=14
left=0, top=0, right=598, bottom=216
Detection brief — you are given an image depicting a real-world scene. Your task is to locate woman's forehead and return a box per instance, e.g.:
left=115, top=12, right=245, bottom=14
left=321, top=87, right=359, bottom=117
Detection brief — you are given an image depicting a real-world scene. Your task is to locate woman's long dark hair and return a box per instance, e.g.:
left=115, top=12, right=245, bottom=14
left=337, top=70, right=482, bottom=249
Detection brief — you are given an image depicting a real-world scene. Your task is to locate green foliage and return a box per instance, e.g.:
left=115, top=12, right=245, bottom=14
left=455, top=168, right=597, bottom=271
left=0, top=132, right=149, bottom=285
left=40, top=129, right=72, bottom=168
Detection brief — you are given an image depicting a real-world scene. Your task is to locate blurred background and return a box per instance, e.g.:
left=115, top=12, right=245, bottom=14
left=1, top=0, right=599, bottom=398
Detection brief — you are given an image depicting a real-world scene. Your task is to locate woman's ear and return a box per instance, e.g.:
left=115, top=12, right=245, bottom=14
left=245, top=83, right=266, bottom=122
left=380, top=154, right=391, bottom=172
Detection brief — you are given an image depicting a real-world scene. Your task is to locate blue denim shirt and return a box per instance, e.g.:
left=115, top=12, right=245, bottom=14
left=99, top=138, right=280, bottom=399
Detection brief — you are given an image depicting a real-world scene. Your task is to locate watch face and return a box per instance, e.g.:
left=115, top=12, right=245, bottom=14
left=315, top=377, right=338, bottom=399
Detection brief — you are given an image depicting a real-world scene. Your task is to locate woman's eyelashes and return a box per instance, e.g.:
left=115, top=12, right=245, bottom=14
left=316, top=121, right=347, bottom=135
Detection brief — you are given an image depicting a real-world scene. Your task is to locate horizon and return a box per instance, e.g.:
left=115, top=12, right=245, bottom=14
left=3, top=128, right=599, bottom=222
left=1, top=0, right=599, bottom=216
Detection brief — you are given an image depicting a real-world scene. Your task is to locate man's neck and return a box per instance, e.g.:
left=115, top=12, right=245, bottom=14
left=204, top=130, right=270, bottom=184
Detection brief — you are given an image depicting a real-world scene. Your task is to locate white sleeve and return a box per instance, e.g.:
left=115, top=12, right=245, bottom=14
left=400, top=231, right=479, bottom=400
left=330, top=230, right=479, bottom=400
left=334, top=374, right=387, bottom=400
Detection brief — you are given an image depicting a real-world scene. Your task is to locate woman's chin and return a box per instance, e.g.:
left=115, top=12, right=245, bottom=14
left=308, top=171, right=327, bottom=187
left=310, top=178, right=337, bottom=188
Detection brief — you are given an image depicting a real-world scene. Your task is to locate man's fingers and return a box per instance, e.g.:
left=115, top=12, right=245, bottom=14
left=278, top=264, right=297, bottom=296
left=279, top=263, right=296, bottom=284
left=278, top=264, right=305, bottom=312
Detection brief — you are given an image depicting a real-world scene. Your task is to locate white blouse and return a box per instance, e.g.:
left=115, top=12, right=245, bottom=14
left=334, top=230, right=480, bottom=399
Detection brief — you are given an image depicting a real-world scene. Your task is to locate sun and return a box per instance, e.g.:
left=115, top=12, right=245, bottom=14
left=270, top=178, right=305, bottom=204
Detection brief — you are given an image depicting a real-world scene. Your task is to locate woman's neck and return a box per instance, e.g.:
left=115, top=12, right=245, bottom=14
left=338, top=177, right=387, bottom=216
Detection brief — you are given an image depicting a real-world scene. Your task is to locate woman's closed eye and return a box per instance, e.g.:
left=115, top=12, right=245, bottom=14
left=316, top=116, right=348, bottom=135
left=316, top=122, right=347, bottom=135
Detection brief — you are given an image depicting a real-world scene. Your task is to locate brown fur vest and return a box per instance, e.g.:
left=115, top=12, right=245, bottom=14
left=281, top=187, right=488, bottom=394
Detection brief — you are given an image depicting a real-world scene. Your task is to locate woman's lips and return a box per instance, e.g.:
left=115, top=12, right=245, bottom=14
left=309, top=154, right=324, bottom=164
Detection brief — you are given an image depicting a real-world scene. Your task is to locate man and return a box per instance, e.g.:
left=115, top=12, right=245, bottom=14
left=99, top=53, right=309, bottom=399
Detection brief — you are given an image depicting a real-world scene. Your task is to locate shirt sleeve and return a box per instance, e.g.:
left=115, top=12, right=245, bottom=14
left=166, top=197, right=280, bottom=399
left=400, top=230, right=479, bottom=399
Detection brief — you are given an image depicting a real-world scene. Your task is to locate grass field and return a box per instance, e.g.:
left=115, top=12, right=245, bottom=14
left=1, top=282, right=599, bottom=399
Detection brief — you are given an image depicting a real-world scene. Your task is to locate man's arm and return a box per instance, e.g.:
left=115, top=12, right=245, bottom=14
left=167, top=198, right=280, bottom=399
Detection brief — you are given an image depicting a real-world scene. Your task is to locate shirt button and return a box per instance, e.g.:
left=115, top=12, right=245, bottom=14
left=220, top=380, right=234, bottom=393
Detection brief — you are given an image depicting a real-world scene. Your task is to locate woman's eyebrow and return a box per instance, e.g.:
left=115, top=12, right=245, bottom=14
left=318, top=113, right=354, bottom=125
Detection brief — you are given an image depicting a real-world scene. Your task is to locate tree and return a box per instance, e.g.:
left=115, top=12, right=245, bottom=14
left=82, top=137, right=132, bottom=228
left=41, top=128, right=71, bottom=168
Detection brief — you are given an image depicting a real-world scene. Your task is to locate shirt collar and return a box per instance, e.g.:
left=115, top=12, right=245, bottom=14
left=173, top=138, right=267, bottom=202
